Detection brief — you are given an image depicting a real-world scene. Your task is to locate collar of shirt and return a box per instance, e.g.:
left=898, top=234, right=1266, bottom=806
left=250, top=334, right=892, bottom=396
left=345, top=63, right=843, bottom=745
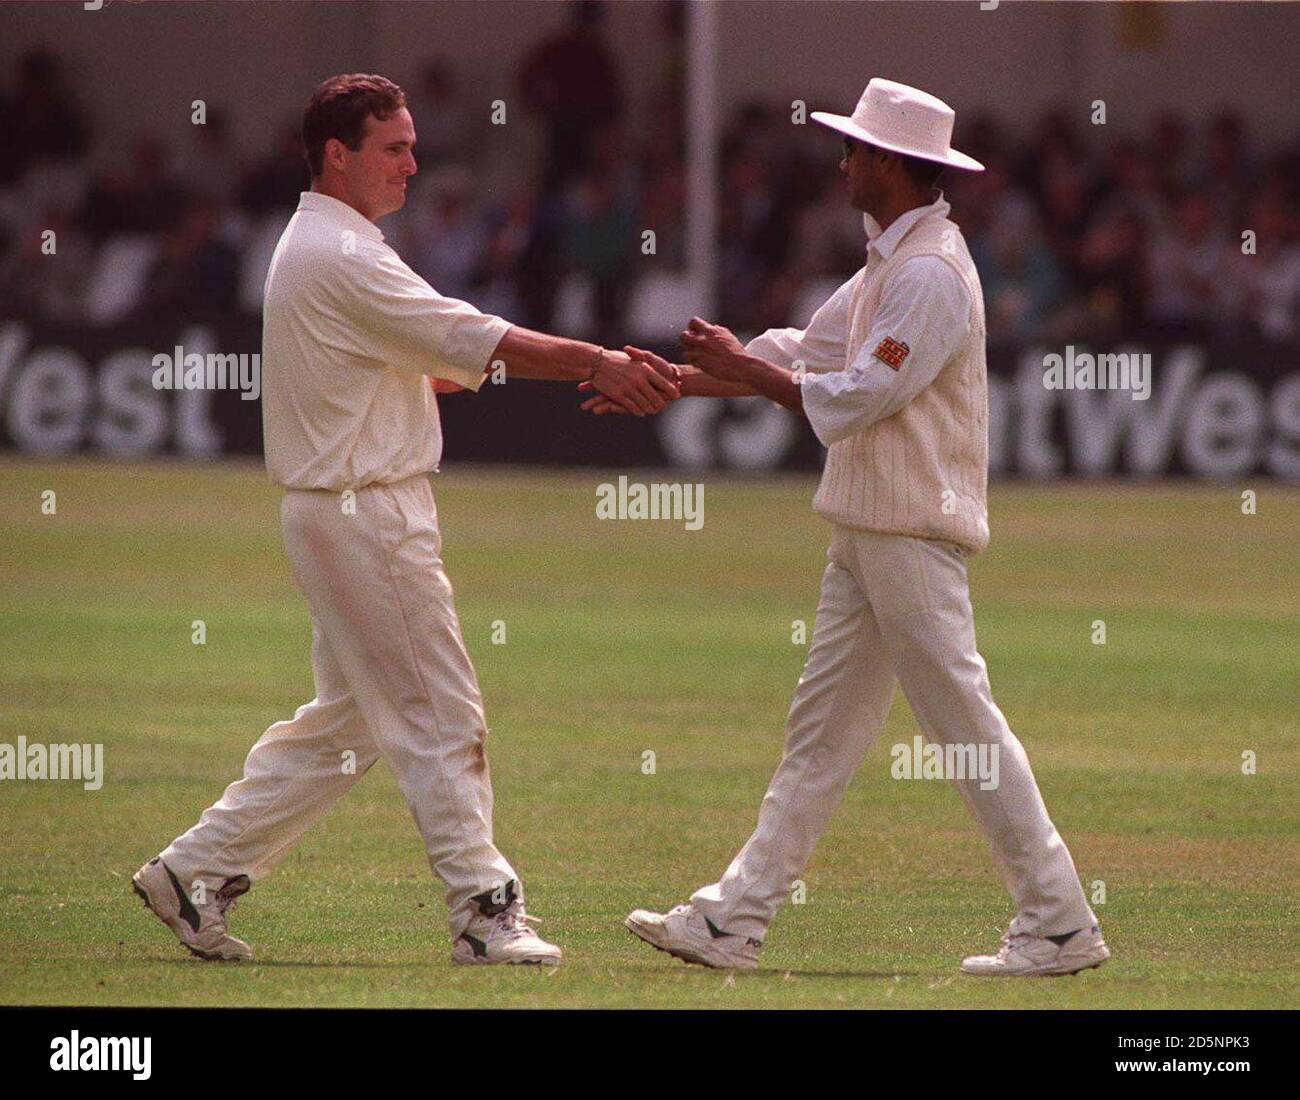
left=296, top=191, right=386, bottom=243
left=862, top=192, right=951, bottom=263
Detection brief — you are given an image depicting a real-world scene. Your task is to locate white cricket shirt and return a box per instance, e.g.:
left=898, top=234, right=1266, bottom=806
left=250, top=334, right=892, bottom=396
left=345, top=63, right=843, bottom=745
left=745, top=196, right=972, bottom=447
left=261, top=191, right=511, bottom=490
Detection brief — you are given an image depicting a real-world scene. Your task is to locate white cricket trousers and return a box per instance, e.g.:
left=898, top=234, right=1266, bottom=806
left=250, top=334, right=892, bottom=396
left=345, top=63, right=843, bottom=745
left=691, top=525, right=1096, bottom=941
left=163, top=472, right=518, bottom=938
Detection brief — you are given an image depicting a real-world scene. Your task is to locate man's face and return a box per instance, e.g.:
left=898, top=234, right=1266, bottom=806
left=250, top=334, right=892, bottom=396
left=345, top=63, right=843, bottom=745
left=333, top=106, right=418, bottom=220
left=839, top=136, right=881, bottom=214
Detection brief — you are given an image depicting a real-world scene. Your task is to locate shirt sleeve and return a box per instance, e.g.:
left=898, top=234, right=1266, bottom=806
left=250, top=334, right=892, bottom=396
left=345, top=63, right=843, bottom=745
left=801, top=255, right=971, bottom=447
left=743, top=269, right=860, bottom=374
left=330, top=244, right=511, bottom=392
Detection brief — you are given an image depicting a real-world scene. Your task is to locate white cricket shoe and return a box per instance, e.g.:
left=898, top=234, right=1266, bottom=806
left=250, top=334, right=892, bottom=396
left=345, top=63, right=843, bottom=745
left=452, top=902, right=562, bottom=966
left=131, top=856, right=253, bottom=961
left=624, top=903, right=761, bottom=971
left=961, top=925, right=1110, bottom=977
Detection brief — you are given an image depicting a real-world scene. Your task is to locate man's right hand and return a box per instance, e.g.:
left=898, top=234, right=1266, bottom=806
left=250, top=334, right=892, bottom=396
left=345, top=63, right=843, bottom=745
left=590, top=347, right=681, bottom=416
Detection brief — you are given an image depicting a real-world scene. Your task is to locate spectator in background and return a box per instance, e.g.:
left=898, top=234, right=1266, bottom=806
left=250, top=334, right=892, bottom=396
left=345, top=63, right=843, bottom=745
left=791, top=173, right=865, bottom=281
left=1241, top=184, right=1300, bottom=343
left=7, top=49, right=89, bottom=173
left=178, top=106, right=242, bottom=205
left=969, top=159, right=1066, bottom=341
left=1199, top=110, right=1255, bottom=232
left=961, top=111, right=1009, bottom=169
left=1019, top=107, right=1085, bottom=204
left=1074, top=143, right=1156, bottom=334
left=0, top=77, right=16, bottom=193
left=0, top=35, right=1295, bottom=353
left=476, top=186, right=532, bottom=321
left=515, top=0, right=625, bottom=330
left=634, top=3, right=688, bottom=272
left=1035, top=147, right=1093, bottom=288
left=401, top=164, right=489, bottom=302
left=560, top=124, right=637, bottom=341
left=471, top=188, right=526, bottom=317
left=717, top=133, right=778, bottom=332
left=715, top=100, right=806, bottom=331
left=0, top=200, right=92, bottom=322
left=404, top=61, right=467, bottom=170
left=639, top=148, right=686, bottom=269
left=78, top=134, right=189, bottom=242
left=240, top=121, right=309, bottom=217
left=1099, top=141, right=1168, bottom=238
left=1076, top=203, right=1148, bottom=336
left=1151, top=111, right=1195, bottom=194
left=1147, top=187, right=1244, bottom=337
left=653, top=0, right=687, bottom=106
left=517, top=0, right=624, bottom=192
left=5, top=48, right=90, bottom=216
left=134, top=193, right=240, bottom=322
left=126, top=136, right=191, bottom=234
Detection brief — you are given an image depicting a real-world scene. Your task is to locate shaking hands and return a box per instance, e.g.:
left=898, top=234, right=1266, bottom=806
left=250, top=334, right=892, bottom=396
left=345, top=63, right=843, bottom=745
left=586, top=346, right=681, bottom=416
left=581, top=319, right=751, bottom=416
left=582, top=347, right=681, bottom=416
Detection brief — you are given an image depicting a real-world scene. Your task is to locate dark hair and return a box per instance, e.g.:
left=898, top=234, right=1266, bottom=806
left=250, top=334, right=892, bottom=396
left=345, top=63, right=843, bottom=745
left=897, top=152, right=946, bottom=192
left=302, top=73, right=407, bottom=179
left=852, top=139, right=946, bottom=193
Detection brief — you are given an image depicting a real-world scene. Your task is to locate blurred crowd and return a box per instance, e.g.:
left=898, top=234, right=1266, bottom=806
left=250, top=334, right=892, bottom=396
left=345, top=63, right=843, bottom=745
left=2, top=1, right=1299, bottom=347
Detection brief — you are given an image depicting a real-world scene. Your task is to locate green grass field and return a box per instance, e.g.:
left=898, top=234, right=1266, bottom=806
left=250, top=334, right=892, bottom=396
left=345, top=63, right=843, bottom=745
left=0, top=457, right=1296, bottom=1008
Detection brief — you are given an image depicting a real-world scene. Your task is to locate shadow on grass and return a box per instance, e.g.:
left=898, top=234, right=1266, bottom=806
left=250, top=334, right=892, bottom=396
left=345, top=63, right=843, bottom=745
left=763, top=969, right=919, bottom=980
left=237, top=960, right=425, bottom=970
left=132, top=954, right=416, bottom=970
left=615, top=962, right=918, bottom=980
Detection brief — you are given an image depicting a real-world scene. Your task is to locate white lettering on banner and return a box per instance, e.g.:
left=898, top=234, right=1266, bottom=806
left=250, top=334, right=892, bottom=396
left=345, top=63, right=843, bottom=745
left=1063, top=348, right=1201, bottom=475
left=1015, top=350, right=1062, bottom=476
left=0, top=324, right=1296, bottom=478
left=6, top=347, right=93, bottom=453
left=0, top=322, right=225, bottom=456
left=94, top=350, right=170, bottom=455
left=1182, top=373, right=1267, bottom=477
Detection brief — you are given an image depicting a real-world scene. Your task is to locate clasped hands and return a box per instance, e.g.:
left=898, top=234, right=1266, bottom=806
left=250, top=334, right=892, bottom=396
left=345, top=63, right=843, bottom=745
left=581, top=318, right=749, bottom=416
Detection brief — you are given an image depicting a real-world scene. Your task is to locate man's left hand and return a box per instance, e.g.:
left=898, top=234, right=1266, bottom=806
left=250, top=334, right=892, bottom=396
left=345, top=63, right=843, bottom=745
left=680, top=318, right=752, bottom=381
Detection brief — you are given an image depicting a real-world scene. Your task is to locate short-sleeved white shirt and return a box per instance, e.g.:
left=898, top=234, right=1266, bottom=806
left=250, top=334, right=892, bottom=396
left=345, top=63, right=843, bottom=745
left=261, top=191, right=511, bottom=490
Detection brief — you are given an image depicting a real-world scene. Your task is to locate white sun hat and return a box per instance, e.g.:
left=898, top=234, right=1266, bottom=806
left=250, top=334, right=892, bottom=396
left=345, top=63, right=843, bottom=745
left=811, top=77, right=985, bottom=172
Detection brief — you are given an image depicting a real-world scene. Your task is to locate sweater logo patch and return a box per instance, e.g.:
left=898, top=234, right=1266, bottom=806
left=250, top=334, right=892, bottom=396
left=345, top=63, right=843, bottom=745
left=873, top=337, right=910, bottom=371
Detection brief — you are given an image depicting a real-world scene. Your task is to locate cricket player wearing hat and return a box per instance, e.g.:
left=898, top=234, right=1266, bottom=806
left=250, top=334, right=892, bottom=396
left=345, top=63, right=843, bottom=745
left=599, top=79, right=1110, bottom=977
left=131, top=73, right=679, bottom=966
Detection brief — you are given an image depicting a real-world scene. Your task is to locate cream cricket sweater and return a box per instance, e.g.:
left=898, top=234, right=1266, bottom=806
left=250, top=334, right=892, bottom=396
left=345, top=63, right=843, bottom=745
left=811, top=211, right=990, bottom=553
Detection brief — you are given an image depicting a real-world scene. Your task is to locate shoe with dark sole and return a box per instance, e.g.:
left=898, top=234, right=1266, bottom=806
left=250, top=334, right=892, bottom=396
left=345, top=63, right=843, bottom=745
left=451, top=902, right=561, bottom=966
left=131, top=857, right=252, bottom=961
left=624, top=904, right=760, bottom=971
left=960, top=925, right=1110, bottom=977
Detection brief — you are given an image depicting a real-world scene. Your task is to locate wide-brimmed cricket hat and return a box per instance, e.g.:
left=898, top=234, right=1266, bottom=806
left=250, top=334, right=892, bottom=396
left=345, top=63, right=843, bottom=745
left=811, top=78, right=984, bottom=172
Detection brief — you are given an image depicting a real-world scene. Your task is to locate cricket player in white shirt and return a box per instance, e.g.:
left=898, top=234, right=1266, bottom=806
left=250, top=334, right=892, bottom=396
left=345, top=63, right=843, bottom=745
left=602, top=80, right=1110, bottom=977
left=132, top=73, right=679, bottom=966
